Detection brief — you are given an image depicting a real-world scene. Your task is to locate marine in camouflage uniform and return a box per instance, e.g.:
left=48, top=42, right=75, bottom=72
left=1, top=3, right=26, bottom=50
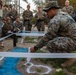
left=0, top=3, right=3, bottom=18
left=35, top=6, right=45, bottom=31
left=22, top=4, right=33, bottom=31
left=2, top=17, right=13, bottom=37
left=3, top=5, right=9, bottom=19
left=0, top=3, right=3, bottom=37
left=0, top=17, right=4, bottom=37
left=8, top=5, right=18, bottom=23
left=30, top=1, right=76, bottom=53
left=13, top=17, right=23, bottom=33
left=62, top=0, right=75, bottom=21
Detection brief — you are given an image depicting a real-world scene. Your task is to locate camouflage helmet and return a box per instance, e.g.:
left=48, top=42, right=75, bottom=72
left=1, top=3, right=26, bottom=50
left=43, top=1, right=60, bottom=12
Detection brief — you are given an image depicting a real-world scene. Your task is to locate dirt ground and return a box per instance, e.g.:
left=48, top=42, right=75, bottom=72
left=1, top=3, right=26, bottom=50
left=17, top=58, right=55, bottom=75
left=0, top=26, right=76, bottom=75
left=0, top=38, right=76, bottom=75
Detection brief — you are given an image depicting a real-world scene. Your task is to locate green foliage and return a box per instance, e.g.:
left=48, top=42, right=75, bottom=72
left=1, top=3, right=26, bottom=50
left=33, top=0, right=41, bottom=6
left=36, top=68, right=42, bottom=73
left=53, top=71, right=68, bottom=75
left=33, top=0, right=45, bottom=8
left=24, top=37, right=36, bottom=43
left=32, top=17, right=36, bottom=24
left=34, top=58, right=66, bottom=68
left=70, top=0, right=76, bottom=12
left=36, top=49, right=45, bottom=53
left=22, top=64, right=25, bottom=67
left=25, top=37, right=34, bottom=41
left=21, top=58, right=26, bottom=61
left=67, top=62, right=76, bottom=74
left=41, top=58, right=66, bottom=68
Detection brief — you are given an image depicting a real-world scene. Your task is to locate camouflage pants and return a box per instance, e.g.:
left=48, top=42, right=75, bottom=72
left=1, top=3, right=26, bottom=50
left=46, top=37, right=76, bottom=53
left=37, top=22, right=45, bottom=31
left=24, top=21, right=32, bottom=31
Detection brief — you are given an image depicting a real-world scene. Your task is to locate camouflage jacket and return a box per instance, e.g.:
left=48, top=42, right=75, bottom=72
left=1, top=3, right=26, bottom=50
left=13, top=21, right=23, bottom=32
left=35, top=10, right=76, bottom=49
left=62, top=6, right=74, bottom=16
left=3, top=9, right=9, bottom=19
left=22, top=10, right=33, bottom=21
left=35, top=11, right=45, bottom=21
left=2, top=22, right=13, bottom=33
left=0, top=9, right=3, bottom=17
left=0, top=20, right=4, bottom=35
left=8, top=9, right=18, bottom=19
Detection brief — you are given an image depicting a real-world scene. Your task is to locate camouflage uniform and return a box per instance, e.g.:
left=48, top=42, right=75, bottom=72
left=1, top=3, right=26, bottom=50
left=13, top=20, right=23, bottom=32
left=2, top=20, right=13, bottom=36
left=35, top=11, right=45, bottom=31
left=0, top=18, right=4, bottom=37
left=0, top=8, right=3, bottom=18
left=22, top=10, right=33, bottom=31
left=8, top=9, right=18, bottom=22
left=3, top=8, right=9, bottom=19
left=34, top=11, right=76, bottom=53
left=62, top=6, right=74, bottom=17
left=3, top=5, right=9, bottom=19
